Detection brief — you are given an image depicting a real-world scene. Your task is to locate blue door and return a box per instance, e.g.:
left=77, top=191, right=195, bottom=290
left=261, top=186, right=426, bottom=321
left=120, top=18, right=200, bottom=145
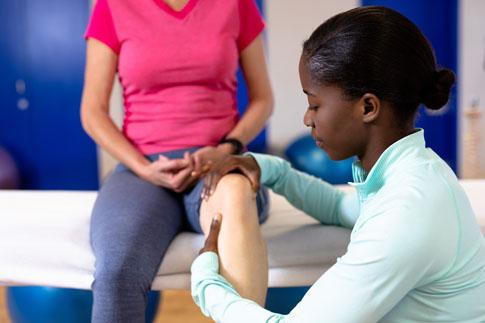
left=361, top=0, right=458, bottom=172
left=236, top=0, right=268, bottom=153
left=0, top=0, right=98, bottom=189
left=0, top=0, right=32, bottom=185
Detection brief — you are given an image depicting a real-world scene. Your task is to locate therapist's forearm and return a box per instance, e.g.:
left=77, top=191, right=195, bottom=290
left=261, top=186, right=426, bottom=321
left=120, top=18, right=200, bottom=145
left=248, top=153, right=348, bottom=226
left=192, top=252, right=285, bottom=323
left=203, top=284, right=285, bottom=323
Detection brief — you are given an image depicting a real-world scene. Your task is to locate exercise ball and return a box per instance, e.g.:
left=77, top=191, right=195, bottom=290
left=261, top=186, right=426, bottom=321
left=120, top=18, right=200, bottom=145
left=7, top=286, right=161, bottom=323
left=0, top=146, right=20, bottom=189
left=285, top=135, right=354, bottom=184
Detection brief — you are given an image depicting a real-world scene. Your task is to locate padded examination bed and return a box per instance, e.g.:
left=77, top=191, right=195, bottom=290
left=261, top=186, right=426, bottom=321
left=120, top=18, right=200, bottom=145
left=1, top=180, right=484, bottom=290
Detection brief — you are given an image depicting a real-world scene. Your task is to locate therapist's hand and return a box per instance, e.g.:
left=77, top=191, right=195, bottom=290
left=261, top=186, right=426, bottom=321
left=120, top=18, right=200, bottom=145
left=199, top=213, right=222, bottom=255
left=201, top=155, right=261, bottom=200
left=191, top=146, right=229, bottom=176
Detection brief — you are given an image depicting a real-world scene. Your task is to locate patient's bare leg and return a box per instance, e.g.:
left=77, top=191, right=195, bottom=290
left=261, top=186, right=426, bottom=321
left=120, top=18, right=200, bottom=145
left=200, top=174, right=268, bottom=306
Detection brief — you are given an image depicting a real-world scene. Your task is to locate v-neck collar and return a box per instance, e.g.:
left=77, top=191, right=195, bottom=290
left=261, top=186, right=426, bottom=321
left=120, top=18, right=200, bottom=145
left=154, top=0, right=199, bottom=19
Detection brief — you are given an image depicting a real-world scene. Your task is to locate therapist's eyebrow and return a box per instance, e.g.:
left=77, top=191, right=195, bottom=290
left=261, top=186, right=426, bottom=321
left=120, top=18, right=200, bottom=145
left=303, top=89, right=316, bottom=97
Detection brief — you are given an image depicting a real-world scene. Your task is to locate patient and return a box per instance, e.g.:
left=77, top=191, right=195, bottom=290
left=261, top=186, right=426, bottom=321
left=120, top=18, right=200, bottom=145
left=190, top=6, right=485, bottom=322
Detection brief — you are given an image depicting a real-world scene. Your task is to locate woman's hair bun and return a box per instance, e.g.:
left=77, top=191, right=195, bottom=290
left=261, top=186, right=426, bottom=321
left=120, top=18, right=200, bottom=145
left=421, top=68, right=455, bottom=110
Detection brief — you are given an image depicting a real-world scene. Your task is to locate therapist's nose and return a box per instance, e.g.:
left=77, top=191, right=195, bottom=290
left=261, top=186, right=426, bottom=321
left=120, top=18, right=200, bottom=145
left=303, top=110, right=314, bottom=128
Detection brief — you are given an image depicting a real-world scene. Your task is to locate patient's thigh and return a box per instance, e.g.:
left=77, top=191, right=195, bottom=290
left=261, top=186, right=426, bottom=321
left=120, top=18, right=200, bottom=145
left=90, top=165, right=185, bottom=267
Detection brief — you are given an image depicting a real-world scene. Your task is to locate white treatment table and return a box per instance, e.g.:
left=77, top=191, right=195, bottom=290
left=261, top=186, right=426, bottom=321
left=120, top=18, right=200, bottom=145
left=1, top=180, right=484, bottom=290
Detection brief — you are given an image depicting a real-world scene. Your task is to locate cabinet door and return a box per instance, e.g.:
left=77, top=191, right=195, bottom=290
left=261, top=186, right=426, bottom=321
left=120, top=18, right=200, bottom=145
left=0, top=0, right=34, bottom=185
left=0, top=0, right=99, bottom=190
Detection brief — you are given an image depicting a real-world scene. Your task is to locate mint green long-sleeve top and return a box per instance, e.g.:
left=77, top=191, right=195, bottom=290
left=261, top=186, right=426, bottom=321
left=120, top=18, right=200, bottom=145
left=191, top=130, right=485, bottom=322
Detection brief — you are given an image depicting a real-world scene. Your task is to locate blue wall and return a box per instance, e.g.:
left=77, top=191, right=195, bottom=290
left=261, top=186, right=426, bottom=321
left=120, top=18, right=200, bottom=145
left=237, top=0, right=268, bottom=153
left=0, top=0, right=458, bottom=188
left=361, top=0, right=458, bottom=172
left=0, top=0, right=98, bottom=190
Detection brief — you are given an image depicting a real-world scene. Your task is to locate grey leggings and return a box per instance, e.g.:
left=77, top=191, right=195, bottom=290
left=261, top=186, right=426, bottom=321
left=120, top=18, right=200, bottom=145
left=90, top=147, right=268, bottom=323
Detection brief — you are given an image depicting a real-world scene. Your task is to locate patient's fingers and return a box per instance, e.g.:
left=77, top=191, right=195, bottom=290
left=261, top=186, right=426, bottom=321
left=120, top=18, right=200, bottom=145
left=155, top=157, right=189, bottom=172
left=199, top=213, right=222, bottom=255
left=172, top=152, right=196, bottom=192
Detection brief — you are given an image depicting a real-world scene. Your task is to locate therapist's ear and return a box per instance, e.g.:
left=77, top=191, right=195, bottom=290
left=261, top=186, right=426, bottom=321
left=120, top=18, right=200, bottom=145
left=358, top=93, right=380, bottom=124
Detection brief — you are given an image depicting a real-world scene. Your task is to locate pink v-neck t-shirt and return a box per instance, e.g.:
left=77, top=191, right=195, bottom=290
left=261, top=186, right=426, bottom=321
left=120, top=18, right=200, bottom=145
left=85, top=0, right=264, bottom=154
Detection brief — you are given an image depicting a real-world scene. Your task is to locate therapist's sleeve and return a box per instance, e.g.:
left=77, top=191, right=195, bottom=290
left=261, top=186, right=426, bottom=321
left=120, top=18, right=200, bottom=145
left=248, top=153, right=359, bottom=228
left=283, top=208, right=438, bottom=322
left=192, top=208, right=439, bottom=322
left=191, top=252, right=286, bottom=323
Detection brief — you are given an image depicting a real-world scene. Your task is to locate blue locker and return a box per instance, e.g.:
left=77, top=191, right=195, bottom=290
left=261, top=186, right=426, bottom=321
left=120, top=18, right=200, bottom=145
left=361, top=0, right=458, bottom=172
left=0, top=0, right=98, bottom=190
left=236, top=0, right=268, bottom=153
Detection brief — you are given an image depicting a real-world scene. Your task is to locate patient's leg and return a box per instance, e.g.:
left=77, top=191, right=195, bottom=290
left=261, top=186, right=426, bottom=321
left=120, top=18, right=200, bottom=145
left=199, top=174, right=268, bottom=306
left=90, top=165, right=184, bottom=323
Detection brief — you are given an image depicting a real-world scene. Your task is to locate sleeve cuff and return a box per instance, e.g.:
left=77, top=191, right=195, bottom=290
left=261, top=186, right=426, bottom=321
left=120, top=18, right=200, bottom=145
left=191, top=251, right=219, bottom=275
left=245, top=152, right=273, bottom=185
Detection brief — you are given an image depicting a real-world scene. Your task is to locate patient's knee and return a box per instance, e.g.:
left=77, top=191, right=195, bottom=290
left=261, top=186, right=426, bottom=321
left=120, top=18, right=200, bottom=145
left=213, top=173, right=252, bottom=198
left=200, top=174, right=257, bottom=234
left=93, top=261, right=151, bottom=293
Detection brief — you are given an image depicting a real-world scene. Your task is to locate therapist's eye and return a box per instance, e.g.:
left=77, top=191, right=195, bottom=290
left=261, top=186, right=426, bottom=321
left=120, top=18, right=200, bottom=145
left=308, top=105, right=319, bottom=111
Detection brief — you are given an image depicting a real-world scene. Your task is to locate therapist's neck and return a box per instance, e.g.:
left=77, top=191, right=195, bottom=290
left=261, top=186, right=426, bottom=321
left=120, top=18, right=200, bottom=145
left=358, top=123, right=415, bottom=173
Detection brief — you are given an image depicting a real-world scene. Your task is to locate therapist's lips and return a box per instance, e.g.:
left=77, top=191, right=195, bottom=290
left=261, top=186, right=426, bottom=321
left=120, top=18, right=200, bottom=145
left=312, top=135, right=324, bottom=148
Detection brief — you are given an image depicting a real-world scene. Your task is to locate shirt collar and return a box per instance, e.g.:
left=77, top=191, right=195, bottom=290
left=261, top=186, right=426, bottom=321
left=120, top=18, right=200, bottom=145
left=349, top=129, right=426, bottom=196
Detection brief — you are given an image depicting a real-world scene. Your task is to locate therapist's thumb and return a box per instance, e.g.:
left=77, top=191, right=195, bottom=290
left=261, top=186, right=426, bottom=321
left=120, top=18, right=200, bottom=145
left=199, top=213, right=222, bottom=254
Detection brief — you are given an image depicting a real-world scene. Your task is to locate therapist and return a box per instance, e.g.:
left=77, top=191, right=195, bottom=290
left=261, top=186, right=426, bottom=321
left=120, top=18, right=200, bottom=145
left=190, top=6, right=485, bottom=322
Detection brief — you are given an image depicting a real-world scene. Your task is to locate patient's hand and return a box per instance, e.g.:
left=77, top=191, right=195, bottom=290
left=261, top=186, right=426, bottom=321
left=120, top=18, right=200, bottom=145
left=199, top=213, right=222, bottom=255
left=138, top=152, right=195, bottom=192
left=201, top=155, right=261, bottom=200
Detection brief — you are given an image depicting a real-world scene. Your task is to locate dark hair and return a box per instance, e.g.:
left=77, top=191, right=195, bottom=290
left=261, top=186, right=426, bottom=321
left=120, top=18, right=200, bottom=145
left=302, top=6, right=455, bottom=123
